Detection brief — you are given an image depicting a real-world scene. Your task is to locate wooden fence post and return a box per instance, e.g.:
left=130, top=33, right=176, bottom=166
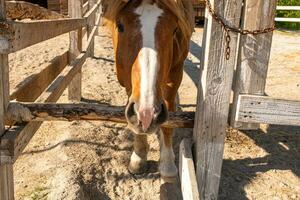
left=87, top=0, right=96, bottom=57
left=193, top=0, right=243, bottom=199
left=0, top=1, right=14, bottom=199
left=68, top=0, right=83, bottom=101
left=230, top=0, right=277, bottom=130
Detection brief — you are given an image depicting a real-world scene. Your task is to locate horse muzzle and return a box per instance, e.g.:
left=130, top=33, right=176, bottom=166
left=125, top=100, right=168, bottom=134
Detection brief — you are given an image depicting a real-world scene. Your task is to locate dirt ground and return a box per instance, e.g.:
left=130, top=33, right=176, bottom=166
left=8, top=26, right=299, bottom=200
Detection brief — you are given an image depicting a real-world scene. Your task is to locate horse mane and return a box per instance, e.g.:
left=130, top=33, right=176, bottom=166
left=102, top=0, right=194, bottom=42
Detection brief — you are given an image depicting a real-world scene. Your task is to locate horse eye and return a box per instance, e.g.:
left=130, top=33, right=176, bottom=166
left=117, top=22, right=124, bottom=33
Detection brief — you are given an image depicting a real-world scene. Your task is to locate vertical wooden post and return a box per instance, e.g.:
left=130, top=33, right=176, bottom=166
left=87, top=0, right=96, bottom=57
left=68, top=0, right=83, bottom=101
left=230, top=0, right=277, bottom=130
left=0, top=1, right=14, bottom=199
left=193, top=0, right=243, bottom=199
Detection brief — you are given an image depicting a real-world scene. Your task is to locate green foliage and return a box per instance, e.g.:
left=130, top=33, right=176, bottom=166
left=276, top=0, right=300, bottom=30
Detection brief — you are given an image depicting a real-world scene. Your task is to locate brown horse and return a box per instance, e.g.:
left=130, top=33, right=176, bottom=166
left=103, top=0, right=194, bottom=181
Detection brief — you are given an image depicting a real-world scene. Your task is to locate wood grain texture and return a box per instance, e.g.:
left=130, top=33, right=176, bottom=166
left=193, top=0, right=243, bottom=199
left=0, top=18, right=86, bottom=54
left=179, top=139, right=199, bottom=200
left=9, top=51, right=68, bottom=102
left=83, top=1, right=89, bottom=14
left=236, top=95, right=300, bottom=126
left=230, top=0, right=277, bottom=130
left=6, top=102, right=195, bottom=128
left=86, top=0, right=98, bottom=57
left=0, top=0, right=14, bottom=199
left=84, top=11, right=101, bottom=52
left=68, top=0, right=83, bottom=101
left=1, top=52, right=87, bottom=164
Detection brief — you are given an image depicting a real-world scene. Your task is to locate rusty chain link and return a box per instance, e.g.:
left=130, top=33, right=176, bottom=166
left=205, top=0, right=276, bottom=60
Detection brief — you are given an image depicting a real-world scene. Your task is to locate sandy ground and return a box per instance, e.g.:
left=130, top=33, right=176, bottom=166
left=8, top=26, right=300, bottom=200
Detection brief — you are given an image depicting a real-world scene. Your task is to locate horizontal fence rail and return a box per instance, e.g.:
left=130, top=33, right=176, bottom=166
left=0, top=0, right=102, bottom=54
left=276, top=6, right=300, bottom=11
left=6, top=102, right=195, bottom=129
left=275, top=6, right=300, bottom=23
left=0, top=18, right=86, bottom=53
left=235, top=95, right=300, bottom=126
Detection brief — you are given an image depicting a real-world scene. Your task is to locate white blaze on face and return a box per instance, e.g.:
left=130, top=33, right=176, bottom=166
left=135, top=1, right=163, bottom=112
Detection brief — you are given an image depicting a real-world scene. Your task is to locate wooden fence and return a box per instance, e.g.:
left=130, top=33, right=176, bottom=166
left=0, top=0, right=299, bottom=199
left=0, top=0, right=102, bottom=198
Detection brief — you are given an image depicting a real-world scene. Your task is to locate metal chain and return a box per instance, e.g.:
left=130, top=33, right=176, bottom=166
left=205, top=0, right=276, bottom=60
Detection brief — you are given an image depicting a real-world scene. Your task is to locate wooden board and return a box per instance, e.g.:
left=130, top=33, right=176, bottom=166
left=6, top=102, right=195, bottom=129
left=68, top=0, right=83, bottom=101
left=0, top=18, right=86, bottom=54
left=179, top=139, right=199, bottom=200
left=236, top=95, right=300, bottom=126
left=230, top=0, right=277, bottom=130
left=193, top=0, right=243, bottom=199
left=1, top=51, right=87, bottom=164
left=86, top=0, right=96, bottom=57
left=0, top=0, right=14, bottom=198
left=10, top=51, right=68, bottom=102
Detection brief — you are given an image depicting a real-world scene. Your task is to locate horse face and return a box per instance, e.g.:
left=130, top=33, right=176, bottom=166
left=112, top=1, right=178, bottom=134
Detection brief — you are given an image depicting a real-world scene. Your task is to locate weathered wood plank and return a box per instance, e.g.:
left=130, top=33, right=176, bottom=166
left=0, top=18, right=86, bottom=54
left=230, top=0, right=277, bottom=130
left=0, top=0, right=14, bottom=198
left=6, top=102, right=195, bottom=129
left=86, top=0, right=96, bottom=57
left=1, top=52, right=87, bottom=164
left=68, top=0, right=83, bottom=101
left=193, top=0, right=243, bottom=199
left=236, top=95, right=300, bottom=126
left=84, top=10, right=101, bottom=52
left=0, top=164, right=14, bottom=200
left=179, top=139, right=199, bottom=200
left=9, top=51, right=68, bottom=102
left=83, top=1, right=89, bottom=14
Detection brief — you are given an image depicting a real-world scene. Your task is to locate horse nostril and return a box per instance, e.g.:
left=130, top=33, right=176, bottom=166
left=125, top=101, right=138, bottom=124
left=155, top=103, right=168, bottom=125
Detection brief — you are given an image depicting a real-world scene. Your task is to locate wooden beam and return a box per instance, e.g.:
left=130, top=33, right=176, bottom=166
left=1, top=52, right=87, bottom=164
left=86, top=0, right=97, bottom=57
left=84, top=9, right=101, bottom=52
left=179, top=139, right=199, bottom=200
left=84, top=0, right=101, bottom=20
left=0, top=0, right=14, bottom=198
left=235, top=95, right=300, bottom=126
left=68, top=0, right=83, bottom=101
left=83, top=1, right=89, bottom=14
left=6, top=102, right=195, bottom=129
left=193, top=0, right=243, bottom=199
left=230, top=0, right=277, bottom=130
left=9, top=51, right=68, bottom=102
left=0, top=18, right=86, bottom=54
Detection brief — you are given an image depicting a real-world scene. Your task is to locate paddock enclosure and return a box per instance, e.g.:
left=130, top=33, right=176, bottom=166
left=0, top=0, right=300, bottom=199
